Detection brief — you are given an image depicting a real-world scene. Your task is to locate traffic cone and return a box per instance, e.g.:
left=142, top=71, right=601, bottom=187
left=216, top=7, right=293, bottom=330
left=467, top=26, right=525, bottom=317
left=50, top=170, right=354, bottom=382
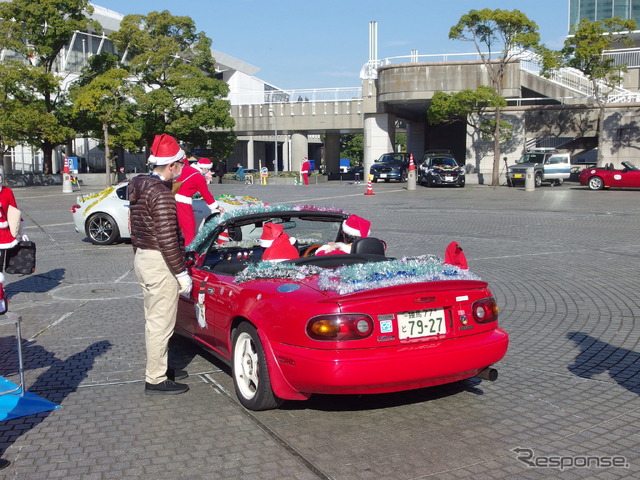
left=217, top=229, right=230, bottom=244
left=364, top=175, right=375, bottom=195
left=62, top=157, right=72, bottom=193
left=407, top=154, right=417, bottom=191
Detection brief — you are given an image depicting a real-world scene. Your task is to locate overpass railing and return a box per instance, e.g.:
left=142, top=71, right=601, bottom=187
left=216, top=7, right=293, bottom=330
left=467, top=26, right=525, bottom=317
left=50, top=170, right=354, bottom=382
left=229, top=87, right=362, bottom=106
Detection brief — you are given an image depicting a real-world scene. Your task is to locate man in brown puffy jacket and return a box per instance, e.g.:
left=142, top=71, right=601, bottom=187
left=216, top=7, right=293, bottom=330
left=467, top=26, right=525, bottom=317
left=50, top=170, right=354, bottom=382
left=129, top=134, right=192, bottom=395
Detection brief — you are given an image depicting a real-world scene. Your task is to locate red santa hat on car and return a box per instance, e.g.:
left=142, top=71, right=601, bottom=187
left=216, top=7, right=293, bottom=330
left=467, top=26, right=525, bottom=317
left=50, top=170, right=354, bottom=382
left=260, top=222, right=297, bottom=247
left=342, top=214, right=371, bottom=239
left=262, top=232, right=299, bottom=262
left=148, top=134, right=185, bottom=165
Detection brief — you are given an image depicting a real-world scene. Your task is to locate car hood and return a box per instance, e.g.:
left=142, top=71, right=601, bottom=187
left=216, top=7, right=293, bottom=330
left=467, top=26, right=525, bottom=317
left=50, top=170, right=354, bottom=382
left=510, top=162, right=540, bottom=168
left=371, top=161, right=405, bottom=168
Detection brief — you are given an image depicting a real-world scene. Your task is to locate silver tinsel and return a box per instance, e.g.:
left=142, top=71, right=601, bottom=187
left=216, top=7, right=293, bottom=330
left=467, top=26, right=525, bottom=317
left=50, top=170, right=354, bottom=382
left=235, top=262, right=322, bottom=284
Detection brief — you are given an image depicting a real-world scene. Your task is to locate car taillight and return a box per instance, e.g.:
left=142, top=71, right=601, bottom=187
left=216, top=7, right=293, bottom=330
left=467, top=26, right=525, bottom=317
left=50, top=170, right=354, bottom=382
left=472, top=297, right=498, bottom=324
left=70, top=204, right=80, bottom=213
left=307, top=314, right=374, bottom=341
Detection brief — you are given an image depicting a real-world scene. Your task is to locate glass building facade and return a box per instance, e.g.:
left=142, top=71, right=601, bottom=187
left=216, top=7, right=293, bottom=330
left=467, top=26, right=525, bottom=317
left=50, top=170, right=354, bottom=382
left=569, top=0, right=640, bottom=29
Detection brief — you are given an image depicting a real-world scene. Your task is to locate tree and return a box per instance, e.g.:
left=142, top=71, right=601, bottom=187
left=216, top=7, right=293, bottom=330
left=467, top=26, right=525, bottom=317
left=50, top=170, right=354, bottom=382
left=71, top=68, right=143, bottom=185
left=449, top=9, right=541, bottom=186
left=542, top=17, right=637, bottom=166
left=109, top=10, right=235, bottom=154
left=340, top=134, right=364, bottom=165
left=0, top=0, right=99, bottom=173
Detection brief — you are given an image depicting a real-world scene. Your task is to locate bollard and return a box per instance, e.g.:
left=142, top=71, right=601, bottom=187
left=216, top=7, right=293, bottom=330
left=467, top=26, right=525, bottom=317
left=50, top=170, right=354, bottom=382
left=407, top=154, right=417, bottom=191
left=525, top=166, right=535, bottom=192
left=62, top=160, right=73, bottom=193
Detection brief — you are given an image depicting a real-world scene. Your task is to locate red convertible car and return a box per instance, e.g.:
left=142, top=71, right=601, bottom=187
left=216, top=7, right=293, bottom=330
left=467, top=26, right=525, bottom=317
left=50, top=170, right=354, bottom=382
left=176, top=204, right=509, bottom=410
left=579, top=161, right=640, bottom=190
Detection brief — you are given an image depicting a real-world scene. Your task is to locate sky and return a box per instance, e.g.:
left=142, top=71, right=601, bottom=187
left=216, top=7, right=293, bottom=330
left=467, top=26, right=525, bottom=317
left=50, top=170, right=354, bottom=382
left=93, top=0, right=570, bottom=91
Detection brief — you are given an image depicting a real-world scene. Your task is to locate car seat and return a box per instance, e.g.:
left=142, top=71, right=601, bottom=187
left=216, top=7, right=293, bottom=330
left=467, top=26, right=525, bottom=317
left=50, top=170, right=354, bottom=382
left=351, top=237, right=386, bottom=256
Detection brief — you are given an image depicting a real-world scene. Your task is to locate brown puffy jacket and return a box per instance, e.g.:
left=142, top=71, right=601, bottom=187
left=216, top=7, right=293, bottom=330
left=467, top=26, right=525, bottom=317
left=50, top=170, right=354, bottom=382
left=128, top=174, right=185, bottom=275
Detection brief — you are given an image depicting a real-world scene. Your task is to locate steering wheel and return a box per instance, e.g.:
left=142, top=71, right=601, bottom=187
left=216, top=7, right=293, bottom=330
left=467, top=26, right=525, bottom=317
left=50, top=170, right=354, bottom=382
left=302, top=244, right=323, bottom=257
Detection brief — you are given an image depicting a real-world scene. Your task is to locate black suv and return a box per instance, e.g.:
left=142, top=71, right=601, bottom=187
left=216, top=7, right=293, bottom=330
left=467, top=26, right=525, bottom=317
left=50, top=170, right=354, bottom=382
left=419, top=153, right=465, bottom=187
left=369, top=152, right=411, bottom=183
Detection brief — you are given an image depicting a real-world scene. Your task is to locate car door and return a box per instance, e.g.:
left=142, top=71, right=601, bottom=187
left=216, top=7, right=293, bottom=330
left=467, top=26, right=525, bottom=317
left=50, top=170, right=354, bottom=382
left=617, top=167, right=640, bottom=188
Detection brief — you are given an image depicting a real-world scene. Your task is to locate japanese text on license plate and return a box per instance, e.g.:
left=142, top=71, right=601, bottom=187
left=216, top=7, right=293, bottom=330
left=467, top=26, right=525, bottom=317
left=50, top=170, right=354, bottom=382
left=397, top=309, right=446, bottom=340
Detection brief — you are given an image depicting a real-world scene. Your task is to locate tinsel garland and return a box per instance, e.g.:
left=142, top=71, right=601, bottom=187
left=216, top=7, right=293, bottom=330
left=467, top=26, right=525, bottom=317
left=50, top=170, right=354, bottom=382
left=235, top=262, right=321, bottom=283
left=188, top=202, right=347, bottom=250
left=233, top=255, right=481, bottom=294
left=80, top=186, right=115, bottom=216
left=317, top=256, right=481, bottom=294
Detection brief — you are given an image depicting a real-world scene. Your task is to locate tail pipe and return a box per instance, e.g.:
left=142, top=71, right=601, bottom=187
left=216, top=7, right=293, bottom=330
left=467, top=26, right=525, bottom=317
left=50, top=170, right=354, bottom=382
left=476, top=367, right=498, bottom=382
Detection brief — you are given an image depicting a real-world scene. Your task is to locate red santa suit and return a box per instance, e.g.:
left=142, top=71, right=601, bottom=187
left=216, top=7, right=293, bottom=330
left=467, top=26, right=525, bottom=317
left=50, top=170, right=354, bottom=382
left=300, top=157, right=311, bottom=186
left=175, top=163, right=221, bottom=246
left=0, top=187, right=19, bottom=250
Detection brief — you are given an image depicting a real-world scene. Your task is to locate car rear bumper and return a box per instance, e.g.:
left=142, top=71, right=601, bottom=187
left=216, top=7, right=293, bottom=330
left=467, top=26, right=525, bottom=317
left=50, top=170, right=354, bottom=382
left=272, top=328, right=508, bottom=395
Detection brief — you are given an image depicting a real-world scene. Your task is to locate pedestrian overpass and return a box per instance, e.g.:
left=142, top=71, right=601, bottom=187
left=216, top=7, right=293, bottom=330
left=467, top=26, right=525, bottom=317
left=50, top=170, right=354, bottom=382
left=228, top=51, right=640, bottom=178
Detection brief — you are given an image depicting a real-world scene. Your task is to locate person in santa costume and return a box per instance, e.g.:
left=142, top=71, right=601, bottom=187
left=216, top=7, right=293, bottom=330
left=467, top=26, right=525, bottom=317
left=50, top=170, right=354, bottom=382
left=0, top=167, right=27, bottom=271
left=260, top=223, right=299, bottom=262
left=174, top=155, right=225, bottom=246
left=194, top=158, right=213, bottom=184
left=316, top=214, right=371, bottom=256
left=300, top=157, right=311, bottom=186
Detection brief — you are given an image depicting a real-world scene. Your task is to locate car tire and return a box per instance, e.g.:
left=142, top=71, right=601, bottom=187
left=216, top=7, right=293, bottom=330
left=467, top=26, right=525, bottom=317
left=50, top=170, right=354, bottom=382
left=555, top=178, right=564, bottom=186
left=86, top=213, right=120, bottom=245
left=401, top=171, right=408, bottom=182
left=534, top=173, right=543, bottom=188
left=232, top=322, right=283, bottom=411
left=459, top=181, right=465, bottom=188
left=588, top=176, right=604, bottom=190
left=426, top=176, right=433, bottom=188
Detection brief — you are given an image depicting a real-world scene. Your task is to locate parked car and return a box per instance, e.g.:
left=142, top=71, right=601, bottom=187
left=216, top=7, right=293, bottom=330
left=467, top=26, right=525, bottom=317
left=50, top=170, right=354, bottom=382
left=70, top=180, right=256, bottom=245
left=175, top=204, right=509, bottom=410
left=579, top=161, right=640, bottom=190
left=419, top=155, right=465, bottom=187
left=506, top=150, right=571, bottom=187
left=369, top=153, right=410, bottom=182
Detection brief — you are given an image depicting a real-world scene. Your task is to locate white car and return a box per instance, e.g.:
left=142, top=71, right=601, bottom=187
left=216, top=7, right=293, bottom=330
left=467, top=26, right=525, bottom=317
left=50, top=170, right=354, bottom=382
left=71, top=180, right=260, bottom=245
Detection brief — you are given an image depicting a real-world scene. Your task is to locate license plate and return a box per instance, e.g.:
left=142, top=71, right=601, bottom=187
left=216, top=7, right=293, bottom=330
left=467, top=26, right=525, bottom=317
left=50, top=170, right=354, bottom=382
left=513, top=174, right=523, bottom=178
left=380, top=174, right=387, bottom=178
left=445, top=176, right=453, bottom=181
left=397, top=309, right=446, bottom=340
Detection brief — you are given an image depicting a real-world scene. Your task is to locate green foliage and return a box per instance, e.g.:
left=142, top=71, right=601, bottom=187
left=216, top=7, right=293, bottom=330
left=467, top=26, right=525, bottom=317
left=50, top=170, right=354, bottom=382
left=340, top=134, right=364, bottom=164
left=0, top=0, right=97, bottom=172
left=449, top=8, right=541, bottom=186
left=109, top=10, right=235, bottom=153
left=428, top=86, right=505, bottom=127
left=561, top=17, right=637, bottom=88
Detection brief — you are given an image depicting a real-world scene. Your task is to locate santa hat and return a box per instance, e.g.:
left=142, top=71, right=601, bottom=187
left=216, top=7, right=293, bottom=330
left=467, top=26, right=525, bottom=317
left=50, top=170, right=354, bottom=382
left=259, top=223, right=284, bottom=248
left=342, top=214, right=371, bottom=239
left=262, top=233, right=299, bottom=262
left=444, top=241, right=468, bottom=270
left=197, top=158, right=213, bottom=170
left=148, top=134, right=185, bottom=165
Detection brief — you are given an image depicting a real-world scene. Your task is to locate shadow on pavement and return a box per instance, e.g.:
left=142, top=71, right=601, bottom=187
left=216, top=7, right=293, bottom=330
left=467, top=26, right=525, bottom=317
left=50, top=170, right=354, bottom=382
left=567, top=331, right=639, bottom=395
left=0, top=340, right=112, bottom=468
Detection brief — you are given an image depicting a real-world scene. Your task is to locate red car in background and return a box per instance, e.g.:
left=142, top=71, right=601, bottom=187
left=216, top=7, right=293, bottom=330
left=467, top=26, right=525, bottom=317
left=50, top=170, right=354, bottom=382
left=580, top=161, right=640, bottom=190
left=176, top=204, right=509, bottom=410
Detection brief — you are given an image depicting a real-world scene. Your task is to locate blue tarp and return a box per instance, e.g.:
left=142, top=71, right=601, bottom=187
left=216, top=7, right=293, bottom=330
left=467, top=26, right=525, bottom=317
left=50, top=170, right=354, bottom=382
left=0, top=377, right=60, bottom=421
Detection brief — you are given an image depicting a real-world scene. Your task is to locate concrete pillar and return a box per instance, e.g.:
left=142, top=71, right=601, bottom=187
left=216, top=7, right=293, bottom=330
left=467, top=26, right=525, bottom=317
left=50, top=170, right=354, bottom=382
left=247, top=137, right=255, bottom=169
left=291, top=133, right=309, bottom=173
left=324, top=132, right=340, bottom=175
left=363, top=113, right=395, bottom=178
left=406, top=121, right=425, bottom=160
left=282, top=135, right=290, bottom=172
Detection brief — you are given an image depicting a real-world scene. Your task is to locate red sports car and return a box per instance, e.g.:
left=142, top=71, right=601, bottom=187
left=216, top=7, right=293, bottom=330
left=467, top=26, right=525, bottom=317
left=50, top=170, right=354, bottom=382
left=176, top=204, right=509, bottom=410
left=579, top=161, right=640, bottom=190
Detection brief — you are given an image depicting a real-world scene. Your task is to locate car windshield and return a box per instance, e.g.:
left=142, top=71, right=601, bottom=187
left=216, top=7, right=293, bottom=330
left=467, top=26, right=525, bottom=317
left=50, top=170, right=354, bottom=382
left=517, top=153, right=547, bottom=164
left=431, top=157, right=458, bottom=167
left=623, top=161, right=640, bottom=171
left=376, top=154, right=405, bottom=163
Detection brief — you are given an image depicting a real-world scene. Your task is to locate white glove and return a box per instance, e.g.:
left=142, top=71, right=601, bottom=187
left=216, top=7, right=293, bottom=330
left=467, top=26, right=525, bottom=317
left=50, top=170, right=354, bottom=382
left=208, top=203, right=225, bottom=215
left=176, top=271, right=192, bottom=297
left=21, top=234, right=29, bottom=242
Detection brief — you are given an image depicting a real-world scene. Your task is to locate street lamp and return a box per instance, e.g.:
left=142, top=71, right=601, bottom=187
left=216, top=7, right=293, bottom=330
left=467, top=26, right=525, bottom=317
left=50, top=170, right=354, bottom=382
left=269, top=106, right=278, bottom=176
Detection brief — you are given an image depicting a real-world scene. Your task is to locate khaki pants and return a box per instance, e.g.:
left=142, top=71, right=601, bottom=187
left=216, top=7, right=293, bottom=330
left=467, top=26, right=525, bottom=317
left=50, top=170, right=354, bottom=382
left=134, top=248, right=179, bottom=384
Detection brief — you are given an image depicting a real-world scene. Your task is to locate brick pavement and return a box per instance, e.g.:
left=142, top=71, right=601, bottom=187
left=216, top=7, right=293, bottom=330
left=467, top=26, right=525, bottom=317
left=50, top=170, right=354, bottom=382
left=0, top=181, right=638, bottom=479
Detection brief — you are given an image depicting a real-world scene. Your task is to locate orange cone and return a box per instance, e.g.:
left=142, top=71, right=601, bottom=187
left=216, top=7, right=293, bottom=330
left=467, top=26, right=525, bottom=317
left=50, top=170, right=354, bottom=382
left=409, top=154, right=416, bottom=171
left=63, top=157, right=70, bottom=174
left=364, top=175, right=375, bottom=195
